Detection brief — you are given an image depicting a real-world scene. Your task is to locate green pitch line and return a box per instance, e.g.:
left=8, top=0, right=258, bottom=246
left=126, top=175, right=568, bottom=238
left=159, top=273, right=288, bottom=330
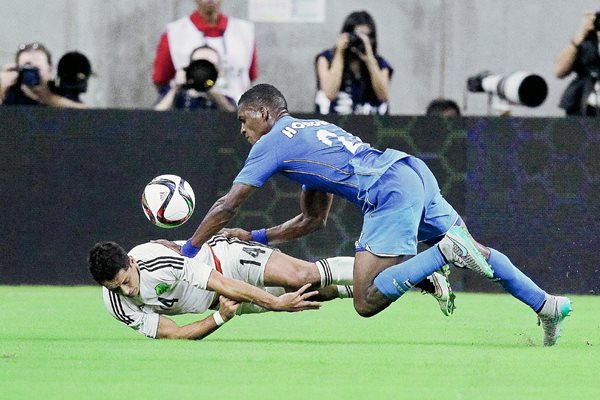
left=0, top=286, right=598, bottom=400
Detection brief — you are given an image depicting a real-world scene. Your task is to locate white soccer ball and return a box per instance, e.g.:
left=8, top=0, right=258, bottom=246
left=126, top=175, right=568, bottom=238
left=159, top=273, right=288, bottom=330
left=141, top=174, right=195, bottom=228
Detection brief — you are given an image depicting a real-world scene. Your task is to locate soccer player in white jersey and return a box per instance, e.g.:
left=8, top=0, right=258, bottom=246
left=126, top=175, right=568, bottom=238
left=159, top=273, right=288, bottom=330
left=88, top=235, right=356, bottom=340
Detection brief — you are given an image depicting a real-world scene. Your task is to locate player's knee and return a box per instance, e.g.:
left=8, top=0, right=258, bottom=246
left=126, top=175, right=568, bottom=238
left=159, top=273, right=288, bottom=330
left=353, top=297, right=378, bottom=318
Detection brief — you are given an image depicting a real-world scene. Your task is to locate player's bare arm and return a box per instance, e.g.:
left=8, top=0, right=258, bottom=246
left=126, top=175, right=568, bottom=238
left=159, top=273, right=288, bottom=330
left=155, top=296, right=239, bottom=340
left=189, top=183, right=256, bottom=248
left=222, top=189, right=333, bottom=244
left=207, top=270, right=321, bottom=312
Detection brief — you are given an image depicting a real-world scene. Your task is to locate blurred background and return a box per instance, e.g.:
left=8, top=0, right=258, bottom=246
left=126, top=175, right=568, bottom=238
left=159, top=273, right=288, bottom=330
left=0, top=0, right=593, bottom=115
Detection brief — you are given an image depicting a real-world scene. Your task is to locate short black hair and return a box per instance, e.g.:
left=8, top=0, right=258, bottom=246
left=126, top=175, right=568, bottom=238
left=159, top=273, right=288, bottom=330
left=88, top=241, right=130, bottom=285
left=238, top=83, right=288, bottom=113
left=425, top=98, right=461, bottom=116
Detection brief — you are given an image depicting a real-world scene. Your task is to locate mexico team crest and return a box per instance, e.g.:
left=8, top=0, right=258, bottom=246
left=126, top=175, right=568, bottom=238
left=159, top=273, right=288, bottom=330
left=155, top=283, right=171, bottom=296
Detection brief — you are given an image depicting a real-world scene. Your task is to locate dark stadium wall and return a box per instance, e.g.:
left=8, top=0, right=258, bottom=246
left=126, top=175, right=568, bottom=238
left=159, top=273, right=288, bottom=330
left=0, top=108, right=597, bottom=295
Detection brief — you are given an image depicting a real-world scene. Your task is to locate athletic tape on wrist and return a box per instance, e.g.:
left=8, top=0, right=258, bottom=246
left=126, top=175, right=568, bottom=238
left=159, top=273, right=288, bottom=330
left=251, top=228, right=268, bottom=245
left=181, top=239, right=201, bottom=258
left=213, top=311, right=226, bottom=326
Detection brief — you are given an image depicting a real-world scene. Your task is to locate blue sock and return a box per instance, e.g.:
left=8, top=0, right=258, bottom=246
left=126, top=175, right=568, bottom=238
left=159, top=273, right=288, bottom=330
left=374, top=246, right=447, bottom=301
left=488, top=248, right=546, bottom=311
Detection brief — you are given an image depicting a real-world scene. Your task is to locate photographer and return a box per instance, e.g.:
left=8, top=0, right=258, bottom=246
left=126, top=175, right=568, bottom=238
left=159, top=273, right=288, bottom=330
left=555, top=10, right=600, bottom=116
left=0, top=43, right=86, bottom=108
left=154, top=45, right=236, bottom=112
left=314, top=10, right=393, bottom=115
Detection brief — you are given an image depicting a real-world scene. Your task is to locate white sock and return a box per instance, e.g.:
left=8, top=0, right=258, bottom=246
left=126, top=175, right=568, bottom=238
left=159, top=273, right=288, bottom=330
left=315, top=257, right=354, bottom=287
left=336, top=285, right=354, bottom=299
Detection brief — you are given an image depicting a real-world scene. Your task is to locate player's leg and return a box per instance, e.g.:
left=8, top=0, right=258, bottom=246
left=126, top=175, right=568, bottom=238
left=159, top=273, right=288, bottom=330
left=453, top=219, right=572, bottom=346
left=263, top=250, right=353, bottom=289
left=312, top=284, right=354, bottom=301
left=352, top=161, right=451, bottom=317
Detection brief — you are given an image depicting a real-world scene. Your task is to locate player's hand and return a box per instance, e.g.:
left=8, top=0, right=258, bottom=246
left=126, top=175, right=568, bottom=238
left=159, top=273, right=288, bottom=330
left=151, top=239, right=182, bottom=255
left=218, top=295, right=239, bottom=321
left=273, top=283, right=321, bottom=312
left=220, top=227, right=252, bottom=241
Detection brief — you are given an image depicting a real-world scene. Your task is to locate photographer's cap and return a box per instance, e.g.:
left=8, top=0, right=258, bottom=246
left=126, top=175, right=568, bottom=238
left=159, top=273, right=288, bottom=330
left=57, top=51, right=93, bottom=81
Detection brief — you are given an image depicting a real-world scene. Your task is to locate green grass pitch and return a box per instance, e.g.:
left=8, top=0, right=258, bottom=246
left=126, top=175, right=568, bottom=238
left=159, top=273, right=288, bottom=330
left=1, top=286, right=598, bottom=399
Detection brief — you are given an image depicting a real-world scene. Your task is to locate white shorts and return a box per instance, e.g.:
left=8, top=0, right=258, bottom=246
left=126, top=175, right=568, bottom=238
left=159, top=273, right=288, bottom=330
left=206, top=235, right=285, bottom=315
left=207, top=235, right=274, bottom=288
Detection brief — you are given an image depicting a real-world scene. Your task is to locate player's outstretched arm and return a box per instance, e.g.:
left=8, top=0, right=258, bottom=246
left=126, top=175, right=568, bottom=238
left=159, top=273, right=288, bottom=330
left=207, top=271, right=321, bottom=312
left=221, top=189, right=333, bottom=245
left=187, top=183, right=257, bottom=251
left=155, top=296, right=239, bottom=340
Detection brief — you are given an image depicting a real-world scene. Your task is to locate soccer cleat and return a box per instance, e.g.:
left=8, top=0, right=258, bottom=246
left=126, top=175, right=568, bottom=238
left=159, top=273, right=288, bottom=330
left=424, top=266, right=456, bottom=316
left=438, top=225, right=494, bottom=279
left=537, top=295, right=572, bottom=346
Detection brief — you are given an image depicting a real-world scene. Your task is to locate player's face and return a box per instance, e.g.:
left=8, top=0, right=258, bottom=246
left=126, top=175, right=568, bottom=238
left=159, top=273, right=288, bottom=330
left=237, top=105, right=270, bottom=145
left=102, top=258, right=140, bottom=297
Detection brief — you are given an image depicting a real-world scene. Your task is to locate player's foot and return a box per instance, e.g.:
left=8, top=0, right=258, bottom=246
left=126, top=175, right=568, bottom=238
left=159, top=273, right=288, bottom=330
left=425, top=265, right=456, bottom=316
left=438, top=225, right=494, bottom=278
left=537, top=295, right=572, bottom=346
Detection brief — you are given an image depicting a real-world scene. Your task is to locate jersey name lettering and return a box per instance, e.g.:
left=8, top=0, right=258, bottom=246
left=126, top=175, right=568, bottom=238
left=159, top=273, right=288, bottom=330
left=281, top=120, right=330, bottom=138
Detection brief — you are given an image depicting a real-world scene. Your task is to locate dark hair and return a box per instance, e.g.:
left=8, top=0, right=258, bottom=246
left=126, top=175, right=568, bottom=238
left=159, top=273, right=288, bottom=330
left=238, top=83, right=288, bottom=113
left=425, top=98, right=461, bottom=116
left=341, top=10, right=378, bottom=54
left=88, top=242, right=130, bottom=284
left=16, top=42, right=52, bottom=65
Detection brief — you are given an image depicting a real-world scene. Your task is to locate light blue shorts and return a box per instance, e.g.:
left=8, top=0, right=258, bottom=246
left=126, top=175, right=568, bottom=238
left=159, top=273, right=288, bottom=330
left=355, top=156, right=458, bottom=256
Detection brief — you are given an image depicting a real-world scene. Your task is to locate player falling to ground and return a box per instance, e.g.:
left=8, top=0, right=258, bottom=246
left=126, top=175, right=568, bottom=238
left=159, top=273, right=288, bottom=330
left=180, top=83, right=571, bottom=346
left=88, top=235, right=356, bottom=340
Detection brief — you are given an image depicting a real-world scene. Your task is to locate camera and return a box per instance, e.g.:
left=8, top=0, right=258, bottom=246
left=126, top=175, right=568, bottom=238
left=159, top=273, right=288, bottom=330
left=183, top=59, right=218, bottom=92
left=348, top=31, right=365, bottom=54
left=17, top=64, right=40, bottom=87
left=467, top=70, right=548, bottom=107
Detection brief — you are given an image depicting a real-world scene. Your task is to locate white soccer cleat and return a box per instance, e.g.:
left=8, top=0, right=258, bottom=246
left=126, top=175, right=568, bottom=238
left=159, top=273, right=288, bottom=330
left=438, top=225, right=494, bottom=278
left=537, top=295, right=572, bottom=346
left=426, top=266, right=456, bottom=317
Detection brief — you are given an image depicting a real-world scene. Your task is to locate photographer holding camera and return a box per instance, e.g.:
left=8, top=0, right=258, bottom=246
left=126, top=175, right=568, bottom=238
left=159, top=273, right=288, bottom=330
left=555, top=10, right=600, bottom=116
left=154, top=45, right=236, bottom=112
left=0, top=43, right=87, bottom=108
left=314, top=10, right=393, bottom=115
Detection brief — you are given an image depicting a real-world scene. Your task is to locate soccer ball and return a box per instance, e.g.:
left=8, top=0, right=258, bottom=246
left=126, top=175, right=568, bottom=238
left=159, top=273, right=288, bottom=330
left=141, top=174, right=195, bottom=228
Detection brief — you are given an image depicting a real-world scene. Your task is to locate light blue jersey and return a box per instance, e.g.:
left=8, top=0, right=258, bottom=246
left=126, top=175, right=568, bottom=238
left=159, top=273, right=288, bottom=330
left=234, top=116, right=407, bottom=206
left=234, top=115, right=457, bottom=256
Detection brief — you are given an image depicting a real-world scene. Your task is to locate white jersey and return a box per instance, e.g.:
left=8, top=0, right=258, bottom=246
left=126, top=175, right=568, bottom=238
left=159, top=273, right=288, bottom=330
left=166, top=16, right=255, bottom=102
left=102, top=235, right=276, bottom=338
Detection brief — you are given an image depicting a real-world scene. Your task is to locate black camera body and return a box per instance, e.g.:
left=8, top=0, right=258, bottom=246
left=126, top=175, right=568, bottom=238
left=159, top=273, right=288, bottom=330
left=348, top=32, right=366, bottom=54
left=17, top=64, right=40, bottom=87
left=595, top=12, right=600, bottom=31
left=183, top=59, right=218, bottom=92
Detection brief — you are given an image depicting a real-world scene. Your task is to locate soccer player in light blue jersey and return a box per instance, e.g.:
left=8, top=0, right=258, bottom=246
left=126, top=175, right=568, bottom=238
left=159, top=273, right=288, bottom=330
left=181, top=84, right=571, bottom=346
